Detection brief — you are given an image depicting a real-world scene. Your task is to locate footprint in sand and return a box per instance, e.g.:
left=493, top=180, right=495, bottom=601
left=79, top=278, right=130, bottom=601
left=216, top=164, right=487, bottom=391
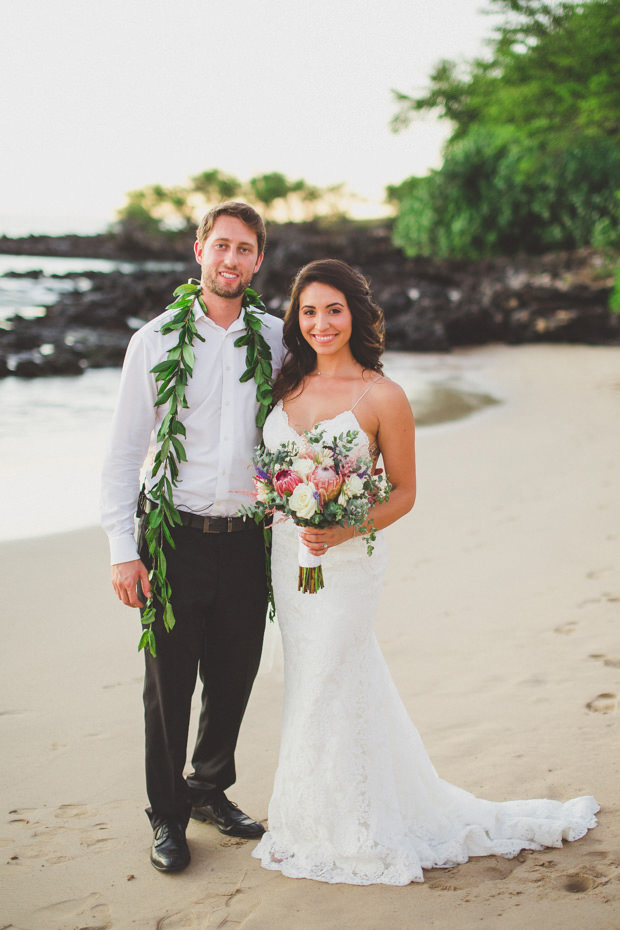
left=553, top=620, right=578, bottom=635
left=552, top=854, right=619, bottom=895
left=154, top=910, right=207, bottom=929
left=8, top=807, right=36, bottom=825
left=155, top=874, right=254, bottom=929
left=585, top=567, right=615, bottom=579
left=81, top=828, right=123, bottom=854
left=589, top=654, right=620, bottom=669
left=585, top=692, right=618, bottom=714
left=35, top=892, right=111, bottom=929
left=556, top=872, right=597, bottom=893
left=54, top=803, right=91, bottom=820
left=426, top=856, right=522, bottom=891
left=8, top=805, right=123, bottom=865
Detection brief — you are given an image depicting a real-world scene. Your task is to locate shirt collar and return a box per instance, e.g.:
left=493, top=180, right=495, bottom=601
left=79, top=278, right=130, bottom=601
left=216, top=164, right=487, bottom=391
left=193, top=298, right=246, bottom=333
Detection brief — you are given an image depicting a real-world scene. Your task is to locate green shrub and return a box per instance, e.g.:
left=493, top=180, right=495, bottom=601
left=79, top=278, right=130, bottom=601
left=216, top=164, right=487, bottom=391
left=392, top=132, right=620, bottom=258
left=610, top=265, right=620, bottom=315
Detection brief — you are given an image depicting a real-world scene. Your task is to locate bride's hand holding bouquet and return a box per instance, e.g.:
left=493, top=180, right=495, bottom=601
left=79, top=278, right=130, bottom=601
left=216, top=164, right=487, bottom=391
left=243, top=426, right=390, bottom=593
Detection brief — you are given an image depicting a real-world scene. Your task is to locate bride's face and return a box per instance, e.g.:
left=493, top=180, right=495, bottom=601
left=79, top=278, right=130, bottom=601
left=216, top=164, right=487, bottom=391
left=298, top=282, right=353, bottom=357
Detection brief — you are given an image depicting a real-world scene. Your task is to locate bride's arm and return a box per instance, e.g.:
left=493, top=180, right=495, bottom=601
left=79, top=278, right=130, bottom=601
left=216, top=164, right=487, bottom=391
left=300, top=381, right=416, bottom=554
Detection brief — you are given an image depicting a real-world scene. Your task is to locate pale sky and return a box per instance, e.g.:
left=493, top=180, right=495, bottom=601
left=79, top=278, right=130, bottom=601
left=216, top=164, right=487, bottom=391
left=1, top=0, right=499, bottom=235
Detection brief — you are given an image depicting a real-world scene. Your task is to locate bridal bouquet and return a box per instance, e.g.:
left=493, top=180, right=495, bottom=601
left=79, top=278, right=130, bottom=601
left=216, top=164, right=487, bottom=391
left=242, top=427, right=391, bottom=593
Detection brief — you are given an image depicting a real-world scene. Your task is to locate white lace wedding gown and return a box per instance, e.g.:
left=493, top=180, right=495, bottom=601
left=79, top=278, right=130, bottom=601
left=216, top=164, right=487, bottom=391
left=252, top=401, right=599, bottom=885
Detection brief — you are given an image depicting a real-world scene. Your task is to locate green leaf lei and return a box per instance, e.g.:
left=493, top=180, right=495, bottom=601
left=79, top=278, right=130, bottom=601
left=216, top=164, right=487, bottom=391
left=138, top=278, right=274, bottom=657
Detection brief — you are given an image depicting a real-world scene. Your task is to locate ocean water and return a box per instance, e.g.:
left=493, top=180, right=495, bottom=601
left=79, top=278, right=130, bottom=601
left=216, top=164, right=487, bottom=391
left=0, top=370, right=119, bottom=541
left=0, top=355, right=498, bottom=544
left=0, top=254, right=186, bottom=320
left=0, top=214, right=108, bottom=237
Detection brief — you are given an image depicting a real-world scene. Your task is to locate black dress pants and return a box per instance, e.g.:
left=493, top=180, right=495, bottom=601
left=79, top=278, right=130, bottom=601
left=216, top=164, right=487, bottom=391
left=140, top=522, right=267, bottom=828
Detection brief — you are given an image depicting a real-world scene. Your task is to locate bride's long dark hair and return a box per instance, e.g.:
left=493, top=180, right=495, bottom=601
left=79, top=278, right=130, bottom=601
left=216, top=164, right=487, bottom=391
left=272, top=259, right=385, bottom=404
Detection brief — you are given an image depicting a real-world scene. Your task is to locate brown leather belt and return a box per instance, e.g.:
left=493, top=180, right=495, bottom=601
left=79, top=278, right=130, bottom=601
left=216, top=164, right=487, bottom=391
left=143, top=499, right=254, bottom=534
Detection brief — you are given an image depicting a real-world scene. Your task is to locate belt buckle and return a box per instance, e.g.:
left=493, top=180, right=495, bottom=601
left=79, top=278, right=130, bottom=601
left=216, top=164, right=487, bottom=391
left=227, top=517, right=233, bottom=533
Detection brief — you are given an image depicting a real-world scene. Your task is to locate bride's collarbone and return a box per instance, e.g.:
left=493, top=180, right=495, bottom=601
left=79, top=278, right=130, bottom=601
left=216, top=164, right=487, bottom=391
left=280, top=402, right=376, bottom=443
left=285, top=380, right=366, bottom=429
left=283, top=399, right=352, bottom=435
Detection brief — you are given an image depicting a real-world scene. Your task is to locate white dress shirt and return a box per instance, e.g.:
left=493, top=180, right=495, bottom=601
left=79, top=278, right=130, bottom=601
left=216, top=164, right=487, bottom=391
left=101, top=298, right=286, bottom=565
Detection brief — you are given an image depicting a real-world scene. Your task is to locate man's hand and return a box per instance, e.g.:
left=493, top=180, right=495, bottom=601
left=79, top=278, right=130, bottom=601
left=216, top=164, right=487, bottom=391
left=111, top=559, right=152, bottom=608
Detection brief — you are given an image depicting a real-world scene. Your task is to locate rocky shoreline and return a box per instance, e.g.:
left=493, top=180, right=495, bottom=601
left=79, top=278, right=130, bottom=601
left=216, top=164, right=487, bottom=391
left=1, top=221, right=618, bottom=378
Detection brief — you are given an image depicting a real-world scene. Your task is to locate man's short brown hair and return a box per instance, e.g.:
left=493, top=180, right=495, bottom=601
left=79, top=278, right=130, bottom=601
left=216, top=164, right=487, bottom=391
left=196, top=201, right=266, bottom=255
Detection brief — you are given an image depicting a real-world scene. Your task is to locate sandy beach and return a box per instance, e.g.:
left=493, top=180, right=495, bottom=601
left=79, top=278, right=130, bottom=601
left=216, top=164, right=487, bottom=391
left=1, top=344, right=619, bottom=930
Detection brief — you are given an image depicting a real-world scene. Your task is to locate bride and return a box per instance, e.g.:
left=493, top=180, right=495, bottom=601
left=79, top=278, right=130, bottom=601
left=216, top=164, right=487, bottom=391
left=253, top=259, right=598, bottom=885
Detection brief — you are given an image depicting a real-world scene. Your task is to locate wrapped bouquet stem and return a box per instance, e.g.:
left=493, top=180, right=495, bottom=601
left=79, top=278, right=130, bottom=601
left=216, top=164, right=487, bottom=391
left=297, top=530, right=324, bottom=593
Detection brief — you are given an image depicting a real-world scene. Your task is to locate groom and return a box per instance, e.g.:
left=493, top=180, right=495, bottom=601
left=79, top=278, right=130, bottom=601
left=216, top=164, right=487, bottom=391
left=101, top=202, right=285, bottom=872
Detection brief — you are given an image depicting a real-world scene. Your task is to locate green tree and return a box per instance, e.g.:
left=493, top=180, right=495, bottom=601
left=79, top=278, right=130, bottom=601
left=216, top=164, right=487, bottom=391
left=392, top=0, right=620, bottom=145
left=115, top=189, right=164, bottom=237
left=116, top=183, right=195, bottom=234
left=190, top=169, right=242, bottom=203
left=246, top=172, right=295, bottom=218
left=115, top=169, right=351, bottom=237
left=390, top=0, right=620, bottom=257
left=391, top=130, right=620, bottom=258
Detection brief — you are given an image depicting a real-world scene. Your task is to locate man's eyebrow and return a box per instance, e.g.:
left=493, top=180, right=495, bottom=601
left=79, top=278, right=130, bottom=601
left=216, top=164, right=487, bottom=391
left=213, top=236, right=255, bottom=247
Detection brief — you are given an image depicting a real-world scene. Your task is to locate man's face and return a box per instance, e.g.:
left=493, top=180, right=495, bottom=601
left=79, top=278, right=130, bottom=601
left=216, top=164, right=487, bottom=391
left=194, top=215, right=263, bottom=300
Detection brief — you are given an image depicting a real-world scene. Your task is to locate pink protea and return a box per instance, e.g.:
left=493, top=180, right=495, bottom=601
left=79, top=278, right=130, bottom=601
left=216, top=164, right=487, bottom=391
left=310, top=466, right=342, bottom=505
left=273, top=468, right=303, bottom=497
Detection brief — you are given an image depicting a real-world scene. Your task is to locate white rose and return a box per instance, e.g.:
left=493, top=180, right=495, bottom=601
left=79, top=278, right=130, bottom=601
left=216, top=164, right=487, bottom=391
left=291, top=457, right=315, bottom=480
left=340, top=474, right=364, bottom=502
left=289, top=482, right=318, bottom=519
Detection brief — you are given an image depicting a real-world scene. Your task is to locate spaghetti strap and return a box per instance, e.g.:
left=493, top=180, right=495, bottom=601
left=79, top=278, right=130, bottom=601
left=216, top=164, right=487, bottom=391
left=350, top=375, right=383, bottom=412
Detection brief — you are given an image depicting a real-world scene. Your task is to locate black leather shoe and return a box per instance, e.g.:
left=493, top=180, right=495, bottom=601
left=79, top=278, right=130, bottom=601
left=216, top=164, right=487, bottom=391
left=191, top=791, right=265, bottom=839
left=150, top=820, right=190, bottom=873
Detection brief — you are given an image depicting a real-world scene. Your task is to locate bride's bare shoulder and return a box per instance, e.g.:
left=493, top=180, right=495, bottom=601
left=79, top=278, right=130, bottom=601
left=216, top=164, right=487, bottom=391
left=368, top=375, right=408, bottom=402
left=365, top=376, right=414, bottom=424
